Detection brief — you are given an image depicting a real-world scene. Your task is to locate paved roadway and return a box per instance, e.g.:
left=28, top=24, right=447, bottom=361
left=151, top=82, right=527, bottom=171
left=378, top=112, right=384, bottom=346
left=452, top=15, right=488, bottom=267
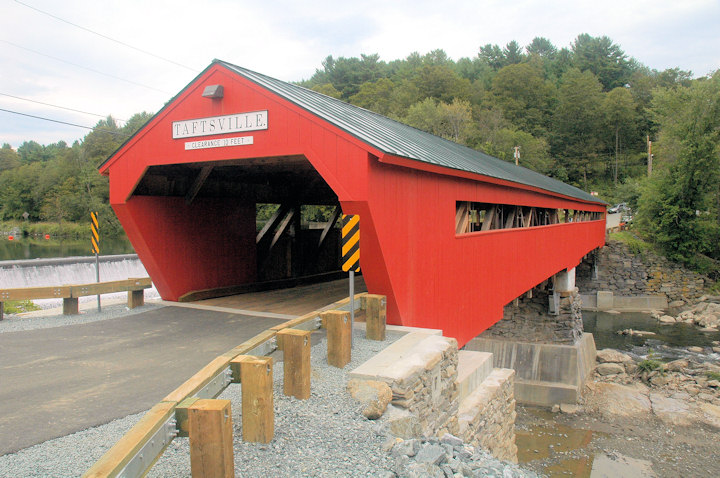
left=0, top=306, right=286, bottom=455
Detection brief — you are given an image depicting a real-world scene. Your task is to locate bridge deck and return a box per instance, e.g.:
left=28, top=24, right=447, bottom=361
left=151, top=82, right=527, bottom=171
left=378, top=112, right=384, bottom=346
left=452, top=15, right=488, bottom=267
left=193, top=276, right=367, bottom=316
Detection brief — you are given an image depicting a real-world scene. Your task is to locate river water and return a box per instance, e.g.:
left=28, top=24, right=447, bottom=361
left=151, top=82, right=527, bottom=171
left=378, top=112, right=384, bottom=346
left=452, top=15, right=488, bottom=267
left=0, top=236, right=134, bottom=261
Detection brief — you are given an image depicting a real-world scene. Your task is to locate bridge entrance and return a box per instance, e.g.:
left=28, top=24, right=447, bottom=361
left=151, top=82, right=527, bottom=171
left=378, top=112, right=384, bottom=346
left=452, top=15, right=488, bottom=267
left=131, top=154, right=347, bottom=299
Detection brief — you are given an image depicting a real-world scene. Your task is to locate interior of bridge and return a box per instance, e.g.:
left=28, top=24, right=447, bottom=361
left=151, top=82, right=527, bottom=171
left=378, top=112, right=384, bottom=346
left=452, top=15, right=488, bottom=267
left=132, top=154, right=346, bottom=294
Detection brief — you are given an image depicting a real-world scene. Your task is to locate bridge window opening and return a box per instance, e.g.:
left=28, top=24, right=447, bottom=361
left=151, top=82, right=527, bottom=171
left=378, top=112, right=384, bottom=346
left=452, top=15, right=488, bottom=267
left=456, top=202, right=600, bottom=235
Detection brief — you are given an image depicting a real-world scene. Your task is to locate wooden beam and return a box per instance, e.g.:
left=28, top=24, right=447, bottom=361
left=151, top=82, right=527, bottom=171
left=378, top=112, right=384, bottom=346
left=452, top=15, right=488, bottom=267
left=185, top=166, right=213, bottom=205
left=322, top=310, right=352, bottom=368
left=365, top=294, right=386, bottom=341
left=188, top=399, right=234, bottom=478
left=256, top=204, right=288, bottom=244
left=83, top=402, right=176, bottom=477
left=504, top=206, right=517, bottom=229
left=234, top=355, right=274, bottom=443
left=318, top=206, right=341, bottom=248
left=481, top=206, right=496, bottom=231
left=523, top=207, right=534, bottom=228
left=270, top=208, right=296, bottom=250
left=277, top=329, right=311, bottom=399
left=455, top=202, right=470, bottom=234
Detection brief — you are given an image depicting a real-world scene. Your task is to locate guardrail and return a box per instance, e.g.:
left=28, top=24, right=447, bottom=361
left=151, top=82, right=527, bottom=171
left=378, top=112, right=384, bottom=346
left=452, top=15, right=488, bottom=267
left=0, top=277, right=152, bottom=320
left=84, top=292, right=386, bottom=478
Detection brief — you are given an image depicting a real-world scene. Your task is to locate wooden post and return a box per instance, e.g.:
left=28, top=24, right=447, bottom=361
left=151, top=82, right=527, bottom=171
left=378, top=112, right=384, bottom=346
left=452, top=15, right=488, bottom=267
left=128, top=289, right=144, bottom=308
left=63, top=297, right=79, bottom=315
left=0, top=301, right=3, bottom=321
left=277, top=329, right=311, bottom=399
left=233, top=355, right=274, bottom=443
left=322, top=310, right=351, bottom=368
left=188, top=399, right=234, bottom=478
left=364, top=294, right=386, bottom=341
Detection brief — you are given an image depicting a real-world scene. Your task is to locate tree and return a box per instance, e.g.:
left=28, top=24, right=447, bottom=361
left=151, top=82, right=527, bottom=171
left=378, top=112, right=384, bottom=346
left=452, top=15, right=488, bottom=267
left=571, top=34, right=633, bottom=91
left=0, top=143, right=20, bottom=171
left=551, top=68, right=605, bottom=188
left=491, top=63, right=555, bottom=137
left=602, top=87, right=638, bottom=183
left=637, top=72, right=720, bottom=263
left=526, top=37, right=557, bottom=60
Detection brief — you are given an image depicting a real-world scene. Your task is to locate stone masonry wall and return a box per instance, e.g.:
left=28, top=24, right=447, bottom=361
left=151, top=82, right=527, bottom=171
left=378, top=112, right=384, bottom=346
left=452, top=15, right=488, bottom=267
left=576, top=239, right=706, bottom=301
left=388, top=336, right=460, bottom=437
left=458, top=368, right=518, bottom=463
left=481, top=287, right=584, bottom=344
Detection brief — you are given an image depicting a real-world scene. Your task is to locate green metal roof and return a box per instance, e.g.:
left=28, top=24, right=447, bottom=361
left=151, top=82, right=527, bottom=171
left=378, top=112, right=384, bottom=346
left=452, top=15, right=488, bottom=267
left=218, top=60, right=601, bottom=204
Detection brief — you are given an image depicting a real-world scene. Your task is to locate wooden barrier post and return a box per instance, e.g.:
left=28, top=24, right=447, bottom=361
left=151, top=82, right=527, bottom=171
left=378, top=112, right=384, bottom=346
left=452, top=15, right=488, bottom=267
left=128, top=290, right=144, bottom=308
left=232, top=355, right=274, bottom=443
left=63, top=297, right=79, bottom=315
left=188, top=399, right=234, bottom=478
left=277, top=329, right=311, bottom=399
left=322, top=310, right=351, bottom=368
left=364, top=294, right=386, bottom=341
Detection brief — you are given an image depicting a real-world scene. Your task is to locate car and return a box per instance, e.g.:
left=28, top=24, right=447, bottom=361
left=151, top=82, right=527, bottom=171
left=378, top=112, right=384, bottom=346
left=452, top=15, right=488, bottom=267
left=608, top=203, right=628, bottom=214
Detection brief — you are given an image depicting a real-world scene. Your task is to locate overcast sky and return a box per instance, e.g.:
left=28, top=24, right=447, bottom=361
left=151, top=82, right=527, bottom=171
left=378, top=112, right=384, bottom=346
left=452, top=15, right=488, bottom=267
left=1, top=0, right=719, bottom=148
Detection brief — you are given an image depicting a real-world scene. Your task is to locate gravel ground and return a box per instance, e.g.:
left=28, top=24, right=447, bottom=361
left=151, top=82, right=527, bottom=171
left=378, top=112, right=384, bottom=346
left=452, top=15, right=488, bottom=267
left=0, top=299, right=162, bottom=333
left=0, top=315, right=535, bottom=477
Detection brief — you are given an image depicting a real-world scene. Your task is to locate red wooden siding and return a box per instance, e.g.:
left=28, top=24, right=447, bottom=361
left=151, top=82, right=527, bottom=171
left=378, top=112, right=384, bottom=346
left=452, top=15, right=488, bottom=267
left=102, top=63, right=606, bottom=347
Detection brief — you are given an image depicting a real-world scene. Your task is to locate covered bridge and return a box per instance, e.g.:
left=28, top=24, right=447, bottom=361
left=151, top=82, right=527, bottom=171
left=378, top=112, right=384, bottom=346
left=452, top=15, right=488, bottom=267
left=100, top=60, right=606, bottom=346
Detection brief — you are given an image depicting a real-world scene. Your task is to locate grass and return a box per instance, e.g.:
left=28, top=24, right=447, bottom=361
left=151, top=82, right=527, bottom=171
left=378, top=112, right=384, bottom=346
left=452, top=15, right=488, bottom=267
left=706, top=371, right=720, bottom=381
left=3, top=300, right=41, bottom=314
left=609, top=230, right=652, bottom=256
left=637, top=358, right=665, bottom=373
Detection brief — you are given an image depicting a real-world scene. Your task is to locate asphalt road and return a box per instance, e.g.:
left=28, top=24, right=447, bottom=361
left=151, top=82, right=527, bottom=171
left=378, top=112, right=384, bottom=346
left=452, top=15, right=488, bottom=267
left=0, top=306, right=285, bottom=455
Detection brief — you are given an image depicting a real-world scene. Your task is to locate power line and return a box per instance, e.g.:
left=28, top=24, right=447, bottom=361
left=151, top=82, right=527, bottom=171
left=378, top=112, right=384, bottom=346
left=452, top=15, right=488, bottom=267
left=14, top=0, right=198, bottom=73
left=0, top=107, right=130, bottom=138
left=1, top=40, right=172, bottom=94
left=0, top=92, right=125, bottom=122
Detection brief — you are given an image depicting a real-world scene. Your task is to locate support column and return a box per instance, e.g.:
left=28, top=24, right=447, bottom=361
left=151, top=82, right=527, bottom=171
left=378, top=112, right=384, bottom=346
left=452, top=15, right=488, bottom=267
left=322, top=310, right=352, bottom=368
left=188, top=399, right=235, bottom=478
left=232, top=355, right=274, bottom=443
left=365, top=294, right=386, bottom=341
left=277, top=329, right=311, bottom=399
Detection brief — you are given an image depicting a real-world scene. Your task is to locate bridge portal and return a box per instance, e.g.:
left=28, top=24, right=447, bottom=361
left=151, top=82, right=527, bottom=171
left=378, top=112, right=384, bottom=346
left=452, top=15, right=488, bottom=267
left=101, top=60, right=606, bottom=346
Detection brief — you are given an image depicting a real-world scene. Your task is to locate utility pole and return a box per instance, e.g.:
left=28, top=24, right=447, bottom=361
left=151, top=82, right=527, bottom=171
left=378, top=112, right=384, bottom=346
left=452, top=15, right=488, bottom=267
left=513, top=146, right=520, bottom=166
left=647, top=135, right=653, bottom=177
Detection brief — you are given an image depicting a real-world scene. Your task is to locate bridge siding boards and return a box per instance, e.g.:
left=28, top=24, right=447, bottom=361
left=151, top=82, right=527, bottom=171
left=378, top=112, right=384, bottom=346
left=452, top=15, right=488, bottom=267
left=101, top=61, right=605, bottom=347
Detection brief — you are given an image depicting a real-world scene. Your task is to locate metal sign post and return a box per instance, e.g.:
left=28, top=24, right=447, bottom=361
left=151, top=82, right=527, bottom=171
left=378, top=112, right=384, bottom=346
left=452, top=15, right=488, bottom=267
left=91, top=211, right=101, bottom=312
left=341, top=214, right=360, bottom=347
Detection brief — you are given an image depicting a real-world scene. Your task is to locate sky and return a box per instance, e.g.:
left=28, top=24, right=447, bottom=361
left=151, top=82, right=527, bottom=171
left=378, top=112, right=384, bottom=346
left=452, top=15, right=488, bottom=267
left=1, top=0, right=719, bottom=148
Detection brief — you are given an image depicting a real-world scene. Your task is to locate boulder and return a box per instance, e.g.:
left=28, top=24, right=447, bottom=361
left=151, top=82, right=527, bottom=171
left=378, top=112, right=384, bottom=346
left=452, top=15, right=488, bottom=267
left=596, top=363, right=626, bottom=376
left=584, top=382, right=651, bottom=419
left=669, top=300, right=686, bottom=308
left=697, top=314, right=719, bottom=328
left=659, top=315, right=676, bottom=324
left=384, top=405, right=423, bottom=439
left=560, top=403, right=581, bottom=414
left=687, top=346, right=705, bottom=353
left=596, top=348, right=633, bottom=363
left=665, top=359, right=689, bottom=372
left=697, top=402, right=720, bottom=429
left=347, top=379, right=392, bottom=419
left=650, top=393, right=693, bottom=426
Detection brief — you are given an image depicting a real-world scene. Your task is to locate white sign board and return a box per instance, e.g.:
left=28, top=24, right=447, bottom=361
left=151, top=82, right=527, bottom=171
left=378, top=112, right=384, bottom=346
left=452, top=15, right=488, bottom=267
left=173, top=111, right=268, bottom=139
left=184, top=136, right=254, bottom=150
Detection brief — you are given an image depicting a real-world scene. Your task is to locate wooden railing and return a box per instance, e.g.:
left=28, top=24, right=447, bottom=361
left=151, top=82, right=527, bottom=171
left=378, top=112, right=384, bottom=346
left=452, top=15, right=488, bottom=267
left=83, top=292, right=386, bottom=478
left=0, top=278, right=152, bottom=320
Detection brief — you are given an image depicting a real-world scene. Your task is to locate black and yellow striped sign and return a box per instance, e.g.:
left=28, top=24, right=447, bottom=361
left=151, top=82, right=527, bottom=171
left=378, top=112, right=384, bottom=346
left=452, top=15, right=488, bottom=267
left=341, top=214, right=360, bottom=272
left=90, top=211, right=100, bottom=254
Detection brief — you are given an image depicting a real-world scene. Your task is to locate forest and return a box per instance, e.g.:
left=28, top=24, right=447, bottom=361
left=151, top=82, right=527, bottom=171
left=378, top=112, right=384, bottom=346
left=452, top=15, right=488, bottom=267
left=1, top=34, right=718, bottom=272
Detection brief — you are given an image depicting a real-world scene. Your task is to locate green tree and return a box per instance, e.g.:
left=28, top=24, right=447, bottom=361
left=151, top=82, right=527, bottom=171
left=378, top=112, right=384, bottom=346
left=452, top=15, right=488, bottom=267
left=571, top=34, right=633, bottom=91
left=552, top=68, right=605, bottom=188
left=637, top=72, right=720, bottom=263
left=602, top=87, right=638, bottom=183
left=0, top=143, right=20, bottom=171
left=491, top=63, right=555, bottom=136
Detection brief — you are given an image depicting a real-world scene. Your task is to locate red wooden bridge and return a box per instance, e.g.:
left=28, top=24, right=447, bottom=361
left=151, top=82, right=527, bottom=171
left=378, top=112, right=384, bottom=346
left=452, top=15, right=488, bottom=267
left=101, top=60, right=605, bottom=347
